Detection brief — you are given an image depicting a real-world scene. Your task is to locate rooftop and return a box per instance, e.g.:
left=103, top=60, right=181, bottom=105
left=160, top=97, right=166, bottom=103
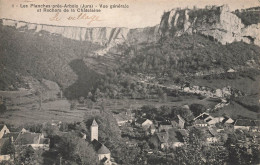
left=92, top=139, right=110, bottom=154
left=15, top=132, right=41, bottom=145
left=98, top=144, right=111, bottom=154
left=136, top=118, right=150, bottom=124
left=156, top=132, right=169, bottom=143
left=194, top=113, right=210, bottom=121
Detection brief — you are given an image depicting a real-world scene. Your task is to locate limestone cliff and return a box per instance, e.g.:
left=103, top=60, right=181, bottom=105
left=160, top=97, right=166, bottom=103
left=159, top=5, right=260, bottom=46
left=1, top=5, right=259, bottom=48
left=1, top=18, right=159, bottom=46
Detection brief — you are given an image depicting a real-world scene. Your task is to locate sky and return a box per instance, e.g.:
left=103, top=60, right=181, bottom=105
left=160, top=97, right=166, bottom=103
left=0, top=0, right=259, bottom=28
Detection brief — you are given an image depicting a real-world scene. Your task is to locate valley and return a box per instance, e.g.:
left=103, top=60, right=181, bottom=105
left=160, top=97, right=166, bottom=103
left=0, top=4, right=259, bottom=165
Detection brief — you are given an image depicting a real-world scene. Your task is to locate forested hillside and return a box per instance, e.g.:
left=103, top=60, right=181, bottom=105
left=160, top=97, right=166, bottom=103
left=0, top=23, right=102, bottom=92
left=121, top=34, right=260, bottom=77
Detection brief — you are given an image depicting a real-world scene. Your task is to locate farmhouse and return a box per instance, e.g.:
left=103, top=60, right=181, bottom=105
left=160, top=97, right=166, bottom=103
left=14, top=132, right=50, bottom=150
left=194, top=112, right=223, bottom=125
left=158, top=122, right=173, bottom=132
left=135, top=118, right=153, bottom=129
left=150, top=131, right=168, bottom=149
left=194, top=120, right=208, bottom=127
left=150, top=128, right=186, bottom=149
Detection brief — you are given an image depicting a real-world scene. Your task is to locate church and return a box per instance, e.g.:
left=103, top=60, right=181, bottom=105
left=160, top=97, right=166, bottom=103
left=90, top=119, right=112, bottom=165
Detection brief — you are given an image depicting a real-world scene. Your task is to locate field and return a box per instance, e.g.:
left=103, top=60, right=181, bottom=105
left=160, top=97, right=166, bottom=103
left=0, top=93, right=219, bottom=126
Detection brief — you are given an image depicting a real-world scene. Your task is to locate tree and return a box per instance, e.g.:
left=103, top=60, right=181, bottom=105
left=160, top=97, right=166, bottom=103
left=179, top=107, right=194, bottom=122
left=190, top=104, right=207, bottom=117
left=42, top=123, right=58, bottom=138
left=15, top=146, right=43, bottom=165
left=75, top=139, right=98, bottom=165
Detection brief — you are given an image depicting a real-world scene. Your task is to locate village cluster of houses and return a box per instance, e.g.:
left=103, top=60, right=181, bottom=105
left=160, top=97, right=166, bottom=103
left=0, top=119, right=115, bottom=165
left=114, top=106, right=260, bottom=152
left=0, top=124, right=50, bottom=162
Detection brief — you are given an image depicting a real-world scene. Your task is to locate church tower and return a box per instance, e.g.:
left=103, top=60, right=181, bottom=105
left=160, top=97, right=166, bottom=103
left=91, top=119, right=98, bottom=141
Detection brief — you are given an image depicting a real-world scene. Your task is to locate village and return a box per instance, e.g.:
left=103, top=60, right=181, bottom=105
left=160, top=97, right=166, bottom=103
left=0, top=97, right=259, bottom=164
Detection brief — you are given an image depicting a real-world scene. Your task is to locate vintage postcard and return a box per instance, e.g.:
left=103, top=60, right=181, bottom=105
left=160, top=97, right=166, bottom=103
left=0, top=0, right=259, bottom=164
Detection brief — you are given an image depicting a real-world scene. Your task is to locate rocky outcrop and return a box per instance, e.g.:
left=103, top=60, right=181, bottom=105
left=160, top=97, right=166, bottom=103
left=1, top=18, right=159, bottom=46
left=159, top=5, right=260, bottom=46
left=1, top=5, right=259, bottom=47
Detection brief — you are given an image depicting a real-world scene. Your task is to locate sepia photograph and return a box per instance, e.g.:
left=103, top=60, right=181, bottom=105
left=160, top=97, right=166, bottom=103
left=0, top=0, right=259, bottom=164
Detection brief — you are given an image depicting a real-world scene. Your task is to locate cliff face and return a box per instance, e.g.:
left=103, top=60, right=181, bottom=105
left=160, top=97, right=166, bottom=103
left=1, top=5, right=259, bottom=48
left=159, top=5, right=260, bottom=46
left=1, top=19, right=159, bottom=46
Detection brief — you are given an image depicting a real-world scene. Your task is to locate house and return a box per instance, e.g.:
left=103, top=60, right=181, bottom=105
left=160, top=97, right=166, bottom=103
left=150, top=128, right=186, bottom=150
left=90, top=119, right=111, bottom=165
left=194, top=113, right=221, bottom=125
left=150, top=131, right=169, bottom=149
left=135, top=118, right=153, bottom=129
left=158, top=122, right=172, bottom=132
left=222, top=115, right=234, bottom=124
left=177, top=115, right=185, bottom=129
left=0, top=124, right=10, bottom=139
left=14, top=132, right=50, bottom=150
left=194, top=120, right=208, bottom=127
left=234, top=119, right=256, bottom=131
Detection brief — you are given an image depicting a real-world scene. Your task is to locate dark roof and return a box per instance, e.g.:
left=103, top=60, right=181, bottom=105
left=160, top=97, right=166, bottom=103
left=222, top=116, right=229, bottom=124
left=91, top=139, right=110, bottom=154
left=235, top=119, right=256, bottom=127
left=2, top=132, right=19, bottom=141
left=97, top=144, right=110, bottom=154
left=136, top=118, right=148, bottom=124
left=92, top=139, right=102, bottom=152
left=156, top=132, right=168, bottom=143
left=15, top=132, right=41, bottom=145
